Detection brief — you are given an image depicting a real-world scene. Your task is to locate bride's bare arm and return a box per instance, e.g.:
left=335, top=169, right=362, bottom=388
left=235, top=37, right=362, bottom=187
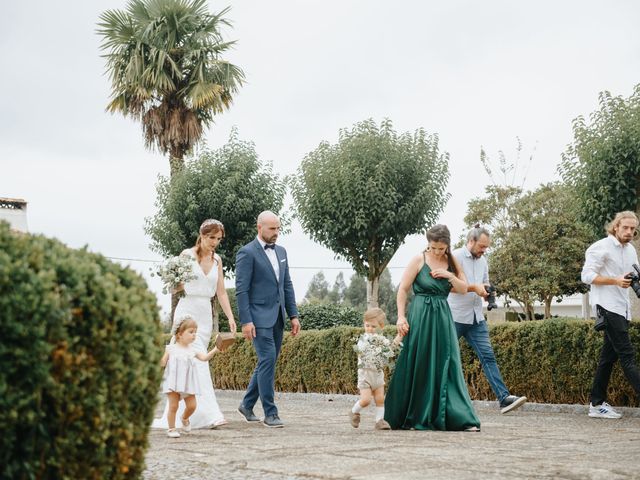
left=215, top=256, right=237, bottom=332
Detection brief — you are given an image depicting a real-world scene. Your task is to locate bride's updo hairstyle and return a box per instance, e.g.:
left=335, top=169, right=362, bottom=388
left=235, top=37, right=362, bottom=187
left=172, top=315, right=198, bottom=340
left=196, top=218, right=225, bottom=261
left=426, top=224, right=458, bottom=276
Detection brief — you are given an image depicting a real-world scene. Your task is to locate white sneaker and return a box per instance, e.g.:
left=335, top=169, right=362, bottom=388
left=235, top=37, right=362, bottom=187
left=167, top=428, right=181, bottom=438
left=588, top=402, right=622, bottom=419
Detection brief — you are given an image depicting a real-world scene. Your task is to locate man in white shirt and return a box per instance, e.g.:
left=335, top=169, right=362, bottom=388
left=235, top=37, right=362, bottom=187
left=448, top=225, right=527, bottom=414
left=581, top=210, right=640, bottom=419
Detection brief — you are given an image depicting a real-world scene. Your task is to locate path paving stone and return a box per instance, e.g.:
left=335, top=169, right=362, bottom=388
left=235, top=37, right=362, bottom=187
left=144, top=390, right=640, bottom=480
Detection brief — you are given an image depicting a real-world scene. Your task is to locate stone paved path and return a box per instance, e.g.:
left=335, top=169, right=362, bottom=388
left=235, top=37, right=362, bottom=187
left=144, top=390, right=640, bottom=480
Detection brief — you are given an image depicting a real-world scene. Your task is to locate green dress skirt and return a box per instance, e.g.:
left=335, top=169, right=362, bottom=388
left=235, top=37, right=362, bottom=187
left=384, top=263, right=480, bottom=431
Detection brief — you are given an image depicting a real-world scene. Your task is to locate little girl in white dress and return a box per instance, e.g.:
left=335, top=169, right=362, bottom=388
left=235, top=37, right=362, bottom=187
left=160, top=315, right=219, bottom=438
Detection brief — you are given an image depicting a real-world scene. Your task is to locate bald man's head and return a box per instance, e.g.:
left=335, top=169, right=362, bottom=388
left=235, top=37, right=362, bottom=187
left=257, top=211, right=281, bottom=244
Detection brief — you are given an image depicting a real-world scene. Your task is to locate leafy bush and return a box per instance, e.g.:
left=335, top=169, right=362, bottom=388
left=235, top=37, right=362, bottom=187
left=296, top=303, right=362, bottom=330
left=212, top=319, right=640, bottom=406
left=0, top=222, right=163, bottom=479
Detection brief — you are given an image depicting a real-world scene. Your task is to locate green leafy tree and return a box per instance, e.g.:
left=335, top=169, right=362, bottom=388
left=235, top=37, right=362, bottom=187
left=97, top=0, right=245, bottom=177
left=327, top=271, right=347, bottom=304
left=344, top=274, right=367, bottom=310
left=560, top=85, right=640, bottom=236
left=342, top=269, right=398, bottom=322
left=462, top=185, right=522, bottom=250
left=304, top=271, right=330, bottom=303
left=291, top=118, right=450, bottom=308
left=489, top=183, right=592, bottom=319
left=144, top=129, right=287, bottom=272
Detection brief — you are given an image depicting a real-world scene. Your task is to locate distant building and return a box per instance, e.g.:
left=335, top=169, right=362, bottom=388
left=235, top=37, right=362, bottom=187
left=0, top=197, right=28, bottom=232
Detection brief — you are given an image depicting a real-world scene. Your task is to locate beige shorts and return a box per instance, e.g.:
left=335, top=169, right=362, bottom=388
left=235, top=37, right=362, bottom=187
left=357, top=368, right=385, bottom=391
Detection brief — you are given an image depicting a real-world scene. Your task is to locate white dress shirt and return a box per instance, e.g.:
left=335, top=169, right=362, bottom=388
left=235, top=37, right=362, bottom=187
left=257, top=236, right=280, bottom=281
left=581, top=235, right=639, bottom=320
left=448, top=246, right=489, bottom=324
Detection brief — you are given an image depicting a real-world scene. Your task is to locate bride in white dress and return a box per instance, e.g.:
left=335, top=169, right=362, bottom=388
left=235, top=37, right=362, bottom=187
left=153, top=219, right=237, bottom=429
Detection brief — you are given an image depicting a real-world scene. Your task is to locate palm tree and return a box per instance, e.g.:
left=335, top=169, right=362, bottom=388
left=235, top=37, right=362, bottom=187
left=97, top=0, right=245, bottom=177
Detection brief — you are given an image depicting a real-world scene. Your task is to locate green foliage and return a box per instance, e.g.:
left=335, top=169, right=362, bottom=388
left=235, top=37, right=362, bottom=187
left=217, top=287, right=238, bottom=332
left=97, top=0, right=245, bottom=175
left=342, top=270, right=398, bottom=323
left=489, top=183, right=592, bottom=319
left=304, top=271, right=330, bottom=303
left=327, top=272, right=347, bottom=304
left=144, top=129, right=287, bottom=274
left=463, top=185, right=522, bottom=250
left=560, top=85, right=640, bottom=236
left=296, top=303, right=362, bottom=330
left=213, top=319, right=640, bottom=406
left=0, top=222, right=163, bottom=479
left=291, top=118, right=450, bottom=306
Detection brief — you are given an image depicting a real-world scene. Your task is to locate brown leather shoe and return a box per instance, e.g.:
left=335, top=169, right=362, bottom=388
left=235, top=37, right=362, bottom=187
left=375, top=419, right=391, bottom=430
left=350, top=411, right=360, bottom=428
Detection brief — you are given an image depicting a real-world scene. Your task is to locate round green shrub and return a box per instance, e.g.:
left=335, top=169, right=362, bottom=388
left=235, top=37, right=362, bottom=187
left=0, top=222, right=163, bottom=479
left=296, top=303, right=362, bottom=330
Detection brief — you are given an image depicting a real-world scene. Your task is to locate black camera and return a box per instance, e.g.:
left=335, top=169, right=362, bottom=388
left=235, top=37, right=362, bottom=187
left=624, top=264, right=640, bottom=298
left=485, top=283, right=498, bottom=311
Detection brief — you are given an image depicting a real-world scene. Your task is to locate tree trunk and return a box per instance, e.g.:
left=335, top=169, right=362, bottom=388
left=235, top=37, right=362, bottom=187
left=582, top=292, right=591, bottom=320
left=211, top=297, right=220, bottom=334
left=366, top=275, right=380, bottom=309
left=523, top=297, right=535, bottom=320
left=544, top=296, right=552, bottom=319
left=169, top=153, right=184, bottom=178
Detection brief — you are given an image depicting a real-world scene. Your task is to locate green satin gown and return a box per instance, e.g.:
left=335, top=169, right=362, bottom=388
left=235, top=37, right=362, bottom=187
left=385, top=261, right=481, bottom=431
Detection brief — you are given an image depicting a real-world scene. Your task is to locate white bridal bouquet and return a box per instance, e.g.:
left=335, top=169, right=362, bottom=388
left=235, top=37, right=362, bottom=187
left=152, top=254, right=197, bottom=295
left=353, top=333, right=401, bottom=371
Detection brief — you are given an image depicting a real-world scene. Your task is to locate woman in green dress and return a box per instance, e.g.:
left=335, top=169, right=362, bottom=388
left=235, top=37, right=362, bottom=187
left=385, top=224, right=481, bottom=431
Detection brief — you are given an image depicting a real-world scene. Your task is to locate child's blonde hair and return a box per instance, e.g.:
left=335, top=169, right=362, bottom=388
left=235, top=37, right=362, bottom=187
left=363, top=308, right=386, bottom=329
left=173, top=315, right=198, bottom=339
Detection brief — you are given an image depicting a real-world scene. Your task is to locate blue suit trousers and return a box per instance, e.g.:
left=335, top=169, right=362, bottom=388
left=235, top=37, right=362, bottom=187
left=241, top=312, right=285, bottom=417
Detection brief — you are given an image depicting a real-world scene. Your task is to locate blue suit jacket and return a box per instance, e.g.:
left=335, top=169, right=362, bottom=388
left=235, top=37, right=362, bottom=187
left=235, top=239, right=299, bottom=328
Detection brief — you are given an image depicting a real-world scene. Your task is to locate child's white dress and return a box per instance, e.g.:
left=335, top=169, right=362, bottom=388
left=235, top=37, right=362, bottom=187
left=162, top=344, right=202, bottom=397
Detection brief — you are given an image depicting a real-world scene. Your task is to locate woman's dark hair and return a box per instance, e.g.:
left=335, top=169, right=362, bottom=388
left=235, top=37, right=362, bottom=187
left=426, top=224, right=458, bottom=276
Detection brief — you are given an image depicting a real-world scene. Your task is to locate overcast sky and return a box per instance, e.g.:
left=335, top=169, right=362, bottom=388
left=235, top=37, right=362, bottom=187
left=2, top=0, right=639, bottom=317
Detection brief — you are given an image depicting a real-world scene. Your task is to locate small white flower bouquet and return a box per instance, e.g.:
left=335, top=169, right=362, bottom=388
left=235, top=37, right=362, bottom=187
left=151, top=254, right=197, bottom=295
left=353, top=333, right=401, bottom=371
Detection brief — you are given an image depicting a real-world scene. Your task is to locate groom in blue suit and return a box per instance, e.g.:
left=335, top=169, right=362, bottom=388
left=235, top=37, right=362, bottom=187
left=235, top=211, right=300, bottom=428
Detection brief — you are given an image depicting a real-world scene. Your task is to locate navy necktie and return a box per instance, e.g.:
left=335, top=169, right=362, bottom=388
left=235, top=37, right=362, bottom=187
left=264, top=243, right=275, bottom=250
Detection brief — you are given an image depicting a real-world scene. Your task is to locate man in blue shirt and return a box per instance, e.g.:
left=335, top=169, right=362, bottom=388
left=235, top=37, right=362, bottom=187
left=448, top=225, right=526, bottom=414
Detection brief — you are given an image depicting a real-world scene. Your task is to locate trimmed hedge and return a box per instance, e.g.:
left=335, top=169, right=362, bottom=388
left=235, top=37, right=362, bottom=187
left=295, top=303, right=362, bottom=330
left=0, top=223, right=163, bottom=479
left=212, top=320, right=640, bottom=406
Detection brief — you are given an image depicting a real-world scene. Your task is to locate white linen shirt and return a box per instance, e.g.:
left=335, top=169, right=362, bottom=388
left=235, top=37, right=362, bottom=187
left=448, top=246, right=489, bottom=324
left=581, top=235, right=639, bottom=320
left=257, top=236, right=280, bottom=281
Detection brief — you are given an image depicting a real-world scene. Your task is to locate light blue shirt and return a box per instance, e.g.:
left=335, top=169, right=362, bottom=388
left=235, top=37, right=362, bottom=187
left=448, top=246, right=489, bottom=324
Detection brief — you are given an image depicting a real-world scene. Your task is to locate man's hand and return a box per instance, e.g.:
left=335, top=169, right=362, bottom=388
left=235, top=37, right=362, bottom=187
left=242, top=322, right=256, bottom=341
left=617, top=275, right=632, bottom=289
left=290, top=317, right=301, bottom=336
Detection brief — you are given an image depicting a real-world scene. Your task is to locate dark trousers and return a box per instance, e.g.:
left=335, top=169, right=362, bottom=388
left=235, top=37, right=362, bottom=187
left=242, top=312, right=284, bottom=417
left=590, top=306, right=640, bottom=405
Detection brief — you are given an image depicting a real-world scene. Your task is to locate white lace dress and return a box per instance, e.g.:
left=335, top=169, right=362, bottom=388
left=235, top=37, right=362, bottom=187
left=152, top=249, right=225, bottom=429
left=162, top=344, right=202, bottom=397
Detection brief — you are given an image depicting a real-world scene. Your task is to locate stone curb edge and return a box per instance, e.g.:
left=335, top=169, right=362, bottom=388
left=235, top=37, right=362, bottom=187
left=216, top=389, right=640, bottom=418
